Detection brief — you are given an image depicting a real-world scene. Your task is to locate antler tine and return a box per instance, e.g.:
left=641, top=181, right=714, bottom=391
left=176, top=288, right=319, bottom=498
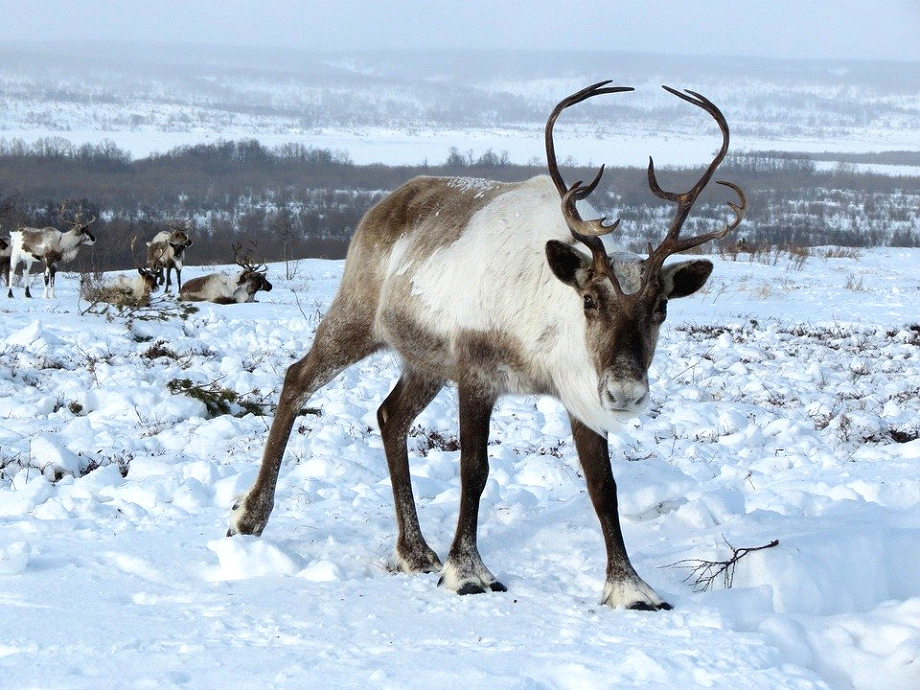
left=231, top=241, right=246, bottom=266
left=645, top=86, right=741, bottom=273
left=647, top=87, right=729, bottom=204
left=67, top=203, right=95, bottom=228
left=545, top=81, right=634, bottom=199
left=571, top=164, right=606, bottom=201
left=545, top=82, right=633, bottom=245
left=561, top=180, right=620, bottom=239
left=232, top=240, right=264, bottom=272
left=562, top=182, right=626, bottom=297
left=712, top=181, right=747, bottom=238
left=250, top=240, right=268, bottom=273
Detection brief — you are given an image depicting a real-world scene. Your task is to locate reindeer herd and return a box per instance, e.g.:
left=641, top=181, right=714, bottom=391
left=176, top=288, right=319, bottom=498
left=0, top=214, right=273, bottom=305
left=3, top=82, right=748, bottom=610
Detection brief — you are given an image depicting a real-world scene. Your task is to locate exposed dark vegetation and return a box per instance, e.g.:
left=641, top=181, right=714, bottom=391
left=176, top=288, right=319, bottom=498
left=165, top=377, right=268, bottom=418
left=666, top=538, right=781, bottom=592
left=0, top=138, right=917, bottom=274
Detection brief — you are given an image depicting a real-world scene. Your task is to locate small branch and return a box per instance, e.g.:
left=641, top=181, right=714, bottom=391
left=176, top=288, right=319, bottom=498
left=665, top=537, right=779, bottom=592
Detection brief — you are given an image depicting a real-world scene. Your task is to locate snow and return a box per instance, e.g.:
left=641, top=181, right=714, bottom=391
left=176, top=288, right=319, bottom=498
left=1, top=249, right=919, bottom=690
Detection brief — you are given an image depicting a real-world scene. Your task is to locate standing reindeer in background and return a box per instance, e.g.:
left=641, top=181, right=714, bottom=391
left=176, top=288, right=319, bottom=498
left=146, top=221, right=193, bottom=292
left=228, top=82, right=745, bottom=610
left=0, top=196, right=15, bottom=284
left=7, top=204, right=96, bottom=298
left=179, top=243, right=273, bottom=304
left=0, top=235, right=11, bottom=287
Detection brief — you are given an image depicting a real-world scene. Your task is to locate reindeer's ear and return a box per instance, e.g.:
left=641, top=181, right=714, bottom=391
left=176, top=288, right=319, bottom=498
left=546, top=240, right=591, bottom=288
left=662, top=259, right=713, bottom=299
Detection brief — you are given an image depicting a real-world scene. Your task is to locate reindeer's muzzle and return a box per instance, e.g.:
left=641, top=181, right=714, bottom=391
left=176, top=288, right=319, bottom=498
left=599, top=369, right=649, bottom=414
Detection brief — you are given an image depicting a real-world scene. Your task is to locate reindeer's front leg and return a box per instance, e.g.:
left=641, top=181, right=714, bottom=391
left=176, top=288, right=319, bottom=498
left=439, top=387, right=506, bottom=595
left=570, top=417, right=671, bottom=610
left=228, top=307, right=381, bottom=537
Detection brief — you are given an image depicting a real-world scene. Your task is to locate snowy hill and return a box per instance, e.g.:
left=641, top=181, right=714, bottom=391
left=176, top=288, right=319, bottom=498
left=1, top=44, right=919, bottom=168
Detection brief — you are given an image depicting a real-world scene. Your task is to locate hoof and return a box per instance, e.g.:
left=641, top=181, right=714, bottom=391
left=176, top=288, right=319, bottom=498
left=627, top=600, right=673, bottom=611
left=602, top=577, right=669, bottom=610
left=437, top=554, right=505, bottom=595
left=395, top=545, right=443, bottom=575
left=438, top=567, right=507, bottom=595
left=451, top=580, right=507, bottom=595
left=227, top=495, right=269, bottom=537
left=455, top=582, right=485, bottom=595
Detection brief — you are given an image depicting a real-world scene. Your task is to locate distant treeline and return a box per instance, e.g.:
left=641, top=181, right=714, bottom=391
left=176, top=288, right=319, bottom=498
left=0, top=137, right=917, bottom=274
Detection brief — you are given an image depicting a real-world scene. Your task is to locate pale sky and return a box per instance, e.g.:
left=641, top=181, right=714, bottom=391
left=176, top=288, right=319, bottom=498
left=3, top=0, right=919, bottom=61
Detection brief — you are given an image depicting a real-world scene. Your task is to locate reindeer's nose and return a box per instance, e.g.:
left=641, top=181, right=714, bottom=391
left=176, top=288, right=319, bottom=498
left=600, top=373, right=649, bottom=413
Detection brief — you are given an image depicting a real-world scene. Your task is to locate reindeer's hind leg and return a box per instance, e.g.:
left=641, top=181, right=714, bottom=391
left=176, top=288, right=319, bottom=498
left=377, top=368, right=444, bottom=573
left=228, top=303, right=382, bottom=537
left=22, top=260, right=33, bottom=299
left=43, top=262, right=56, bottom=299
left=9, top=254, right=33, bottom=298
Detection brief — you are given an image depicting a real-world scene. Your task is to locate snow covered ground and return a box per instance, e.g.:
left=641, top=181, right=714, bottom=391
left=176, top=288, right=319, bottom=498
left=1, top=247, right=919, bottom=690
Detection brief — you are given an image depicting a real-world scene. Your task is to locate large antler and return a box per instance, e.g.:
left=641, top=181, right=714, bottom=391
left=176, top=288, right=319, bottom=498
left=232, top=241, right=267, bottom=274
left=62, top=202, right=96, bottom=231
left=644, top=86, right=746, bottom=277
left=545, top=81, right=634, bottom=293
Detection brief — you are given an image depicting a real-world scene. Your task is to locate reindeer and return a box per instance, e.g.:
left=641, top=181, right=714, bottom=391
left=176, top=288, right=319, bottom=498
left=104, top=237, right=161, bottom=303
left=7, top=205, right=96, bottom=298
left=227, top=82, right=746, bottom=610
left=179, top=243, right=273, bottom=304
left=0, top=235, right=10, bottom=287
left=146, top=222, right=193, bottom=292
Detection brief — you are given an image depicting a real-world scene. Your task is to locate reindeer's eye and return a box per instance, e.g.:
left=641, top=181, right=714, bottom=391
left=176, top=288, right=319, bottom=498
left=583, top=294, right=597, bottom=311
left=655, top=299, right=668, bottom=319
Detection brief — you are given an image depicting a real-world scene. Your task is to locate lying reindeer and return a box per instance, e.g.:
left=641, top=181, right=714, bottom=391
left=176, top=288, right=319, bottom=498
left=179, top=244, right=272, bottom=304
left=99, top=237, right=161, bottom=304
left=228, top=83, right=746, bottom=610
left=146, top=221, right=193, bottom=292
left=7, top=204, right=96, bottom=298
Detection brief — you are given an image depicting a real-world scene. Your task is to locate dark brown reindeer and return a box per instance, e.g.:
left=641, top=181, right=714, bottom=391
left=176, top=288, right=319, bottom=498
left=228, top=82, right=746, bottom=610
left=7, top=204, right=96, bottom=298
